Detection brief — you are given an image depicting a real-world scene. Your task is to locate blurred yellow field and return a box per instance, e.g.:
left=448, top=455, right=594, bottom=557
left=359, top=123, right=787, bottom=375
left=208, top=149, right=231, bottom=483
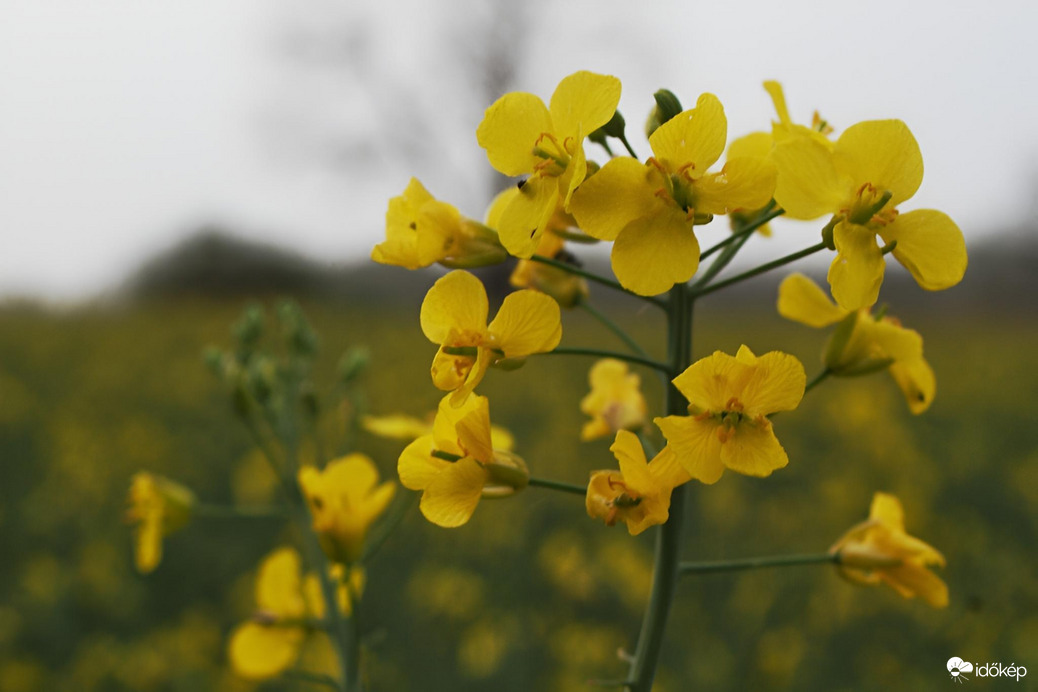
left=1, top=290, right=1033, bottom=691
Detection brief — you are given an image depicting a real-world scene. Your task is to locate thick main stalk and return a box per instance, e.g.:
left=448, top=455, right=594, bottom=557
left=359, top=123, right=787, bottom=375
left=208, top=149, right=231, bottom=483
left=626, top=283, right=692, bottom=691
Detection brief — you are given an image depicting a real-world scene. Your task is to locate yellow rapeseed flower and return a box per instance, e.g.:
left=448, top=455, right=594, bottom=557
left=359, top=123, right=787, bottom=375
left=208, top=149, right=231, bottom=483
left=771, top=119, right=967, bottom=310
left=398, top=393, right=528, bottom=527
left=727, top=81, right=834, bottom=236
left=421, top=270, right=562, bottom=405
left=655, top=346, right=805, bottom=482
left=228, top=547, right=363, bottom=680
left=372, top=178, right=506, bottom=270
left=829, top=492, right=948, bottom=608
left=778, top=273, right=935, bottom=413
left=476, top=70, right=621, bottom=258
left=728, top=81, right=834, bottom=162
left=126, top=472, right=195, bottom=573
left=579, top=359, right=648, bottom=441
left=570, top=93, right=777, bottom=295
left=586, top=430, right=673, bottom=535
left=298, top=454, right=396, bottom=565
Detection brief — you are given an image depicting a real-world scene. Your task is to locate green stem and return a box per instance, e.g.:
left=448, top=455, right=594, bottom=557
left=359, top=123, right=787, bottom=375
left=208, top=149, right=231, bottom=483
left=680, top=552, right=838, bottom=575
left=805, top=368, right=832, bottom=394
left=527, top=477, right=587, bottom=496
left=194, top=504, right=288, bottom=520
left=699, top=206, right=784, bottom=261
left=544, top=347, right=669, bottom=374
left=578, top=300, right=651, bottom=359
left=294, top=500, right=353, bottom=692
left=617, top=132, right=639, bottom=159
left=626, top=283, right=692, bottom=692
left=691, top=241, right=828, bottom=298
left=361, top=493, right=416, bottom=563
left=529, top=254, right=666, bottom=309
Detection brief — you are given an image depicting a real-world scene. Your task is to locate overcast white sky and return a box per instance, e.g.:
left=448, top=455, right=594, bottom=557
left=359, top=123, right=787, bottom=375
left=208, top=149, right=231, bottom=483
left=2, top=0, right=1036, bottom=299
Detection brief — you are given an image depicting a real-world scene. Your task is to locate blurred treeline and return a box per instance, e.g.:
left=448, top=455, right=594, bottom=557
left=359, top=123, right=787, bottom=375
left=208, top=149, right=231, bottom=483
left=0, top=231, right=1036, bottom=691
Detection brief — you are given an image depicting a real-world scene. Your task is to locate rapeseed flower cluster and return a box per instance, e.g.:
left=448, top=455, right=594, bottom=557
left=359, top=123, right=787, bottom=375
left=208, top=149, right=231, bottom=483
left=370, top=70, right=960, bottom=595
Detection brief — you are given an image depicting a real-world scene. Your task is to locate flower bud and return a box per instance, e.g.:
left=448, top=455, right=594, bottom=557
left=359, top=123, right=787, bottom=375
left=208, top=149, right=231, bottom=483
left=645, top=89, right=683, bottom=139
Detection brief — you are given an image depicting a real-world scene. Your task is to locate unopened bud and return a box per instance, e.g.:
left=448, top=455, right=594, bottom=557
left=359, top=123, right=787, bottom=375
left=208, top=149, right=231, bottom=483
left=339, top=347, right=371, bottom=384
left=645, top=89, right=683, bottom=138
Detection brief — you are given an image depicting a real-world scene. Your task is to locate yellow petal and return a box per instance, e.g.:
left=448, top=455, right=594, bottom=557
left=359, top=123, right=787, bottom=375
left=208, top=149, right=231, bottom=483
left=397, top=435, right=447, bottom=491
left=860, top=318, right=923, bottom=363
left=881, top=563, right=948, bottom=608
left=487, top=288, right=562, bottom=357
left=611, top=207, right=700, bottom=296
left=432, top=393, right=481, bottom=452
left=777, top=273, right=848, bottom=328
left=647, top=445, right=692, bottom=489
left=692, top=156, right=777, bottom=216
left=609, top=430, right=652, bottom=492
left=477, top=92, right=552, bottom=176
left=869, top=492, right=905, bottom=530
left=455, top=399, right=494, bottom=464
left=430, top=346, right=474, bottom=393
left=450, top=345, right=494, bottom=407
left=569, top=157, right=662, bottom=241
left=771, top=136, right=846, bottom=220
left=654, top=415, right=725, bottom=485
left=420, top=271, right=489, bottom=344
left=490, top=425, right=514, bottom=452
left=720, top=422, right=788, bottom=477
left=728, top=131, right=773, bottom=161
left=879, top=209, right=967, bottom=291
left=228, top=622, right=304, bottom=680
left=134, top=515, right=163, bottom=574
left=672, top=351, right=754, bottom=413
left=485, top=187, right=520, bottom=228
left=321, top=454, right=379, bottom=504
left=419, top=457, right=487, bottom=528
left=373, top=178, right=439, bottom=269
left=256, top=547, right=306, bottom=617
left=889, top=356, right=936, bottom=414
left=834, top=120, right=923, bottom=207
left=548, top=71, right=621, bottom=142
left=649, top=93, right=726, bottom=174
left=828, top=222, right=884, bottom=311
left=414, top=200, right=463, bottom=266
left=498, top=176, right=561, bottom=258
left=738, top=350, right=806, bottom=415
left=362, top=414, right=431, bottom=440
left=763, top=81, right=791, bottom=127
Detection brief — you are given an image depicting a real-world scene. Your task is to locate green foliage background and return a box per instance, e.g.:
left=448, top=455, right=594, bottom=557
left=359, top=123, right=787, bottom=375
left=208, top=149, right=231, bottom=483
left=0, top=278, right=1035, bottom=691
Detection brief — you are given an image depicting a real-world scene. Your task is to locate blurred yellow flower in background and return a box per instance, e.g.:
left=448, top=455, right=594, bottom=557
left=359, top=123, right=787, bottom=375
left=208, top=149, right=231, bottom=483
left=586, top=430, right=673, bottom=535
left=476, top=70, right=621, bottom=258
left=778, top=273, right=936, bottom=413
left=830, top=492, right=947, bottom=608
left=579, top=359, right=647, bottom=441
left=655, top=346, right=805, bottom=483
left=398, top=393, right=528, bottom=527
left=372, top=178, right=506, bottom=270
left=570, top=93, right=777, bottom=295
left=771, top=119, right=967, bottom=310
left=363, top=410, right=515, bottom=450
left=421, top=270, right=562, bottom=404
left=228, top=547, right=362, bottom=680
left=298, top=454, right=396, bottom=565
left=126, top=473, right=195, bottom=574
